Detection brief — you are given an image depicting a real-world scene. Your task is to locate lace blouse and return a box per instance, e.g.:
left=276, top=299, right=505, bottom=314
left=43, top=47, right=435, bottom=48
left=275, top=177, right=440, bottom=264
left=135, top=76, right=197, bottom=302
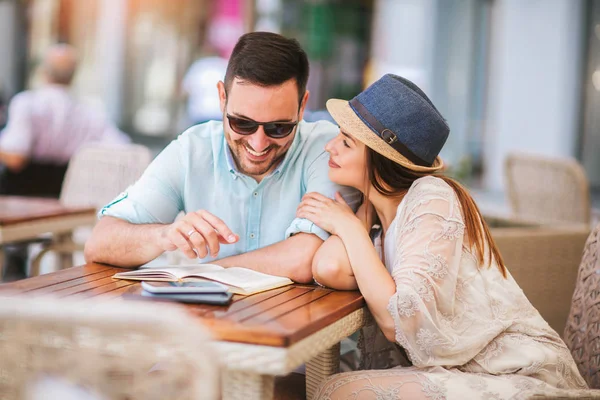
left=359, top=175, right=586, bottom=390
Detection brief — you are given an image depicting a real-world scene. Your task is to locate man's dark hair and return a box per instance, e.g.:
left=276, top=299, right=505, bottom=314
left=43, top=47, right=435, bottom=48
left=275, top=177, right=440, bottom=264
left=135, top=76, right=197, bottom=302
left=224, top=32, right=309, bottom=104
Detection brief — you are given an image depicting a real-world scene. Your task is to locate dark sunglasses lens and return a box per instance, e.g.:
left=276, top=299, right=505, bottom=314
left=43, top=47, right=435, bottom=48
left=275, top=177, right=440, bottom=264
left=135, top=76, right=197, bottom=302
left=229, top=117, right=258, bottom=135
left=264, top=123, right=295, bottom=138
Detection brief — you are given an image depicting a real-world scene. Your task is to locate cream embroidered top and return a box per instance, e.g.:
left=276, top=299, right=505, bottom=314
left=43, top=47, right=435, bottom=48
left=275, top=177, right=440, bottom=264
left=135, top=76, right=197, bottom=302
left=362, top=175, right=586, bottom=390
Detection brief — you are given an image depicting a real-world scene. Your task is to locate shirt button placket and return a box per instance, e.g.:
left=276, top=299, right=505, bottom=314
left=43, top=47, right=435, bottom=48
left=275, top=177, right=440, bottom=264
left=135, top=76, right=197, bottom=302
left=247, top=188, right=262, bottom=251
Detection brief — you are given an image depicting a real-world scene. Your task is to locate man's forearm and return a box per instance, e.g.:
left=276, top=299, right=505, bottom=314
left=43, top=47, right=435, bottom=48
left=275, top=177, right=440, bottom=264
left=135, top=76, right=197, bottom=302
left=84, top=216, right=165, bottom=267
left=214, top=233, right=322, bottom=283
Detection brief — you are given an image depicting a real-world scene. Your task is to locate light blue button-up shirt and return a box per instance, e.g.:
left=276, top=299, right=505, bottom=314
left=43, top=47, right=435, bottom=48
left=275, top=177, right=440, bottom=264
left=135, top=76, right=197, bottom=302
left=100, top=120, right=360, bottom=263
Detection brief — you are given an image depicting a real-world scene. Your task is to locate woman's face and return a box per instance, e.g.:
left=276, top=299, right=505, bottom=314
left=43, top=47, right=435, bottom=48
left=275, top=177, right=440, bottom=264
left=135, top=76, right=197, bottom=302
left=325, top=131, right=367, bottom=191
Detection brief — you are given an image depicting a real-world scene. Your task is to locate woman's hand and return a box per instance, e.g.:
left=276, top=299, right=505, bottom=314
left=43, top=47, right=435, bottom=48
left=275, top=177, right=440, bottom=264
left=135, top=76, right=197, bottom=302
left=296, top=192, right=361, bottom=236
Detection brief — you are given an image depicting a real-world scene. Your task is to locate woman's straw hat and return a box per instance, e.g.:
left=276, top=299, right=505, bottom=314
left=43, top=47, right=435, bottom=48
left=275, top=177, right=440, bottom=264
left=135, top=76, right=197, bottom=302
left=326, top=74, right=449, bottom=172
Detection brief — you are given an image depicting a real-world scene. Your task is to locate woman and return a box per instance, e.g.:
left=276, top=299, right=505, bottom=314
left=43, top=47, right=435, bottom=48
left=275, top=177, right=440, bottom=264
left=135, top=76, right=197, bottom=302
left=296, top=74, right=594, bottom=399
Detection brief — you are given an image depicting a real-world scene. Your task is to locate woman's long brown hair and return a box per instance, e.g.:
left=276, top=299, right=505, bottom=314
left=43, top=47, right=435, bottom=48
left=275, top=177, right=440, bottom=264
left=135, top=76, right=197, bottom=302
left=366, top=149, right=507, bottom=278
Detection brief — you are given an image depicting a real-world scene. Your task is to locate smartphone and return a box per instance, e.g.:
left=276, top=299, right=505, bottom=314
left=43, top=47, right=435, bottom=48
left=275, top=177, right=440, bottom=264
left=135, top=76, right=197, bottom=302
left=140, top=290, right=233, bottom=305
left=141, top=281, right=229, bottom=294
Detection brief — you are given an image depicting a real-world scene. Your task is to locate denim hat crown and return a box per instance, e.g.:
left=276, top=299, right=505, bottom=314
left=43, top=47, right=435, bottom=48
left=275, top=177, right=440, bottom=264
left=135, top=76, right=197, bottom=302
left=348, top=74, right=449, bottom=168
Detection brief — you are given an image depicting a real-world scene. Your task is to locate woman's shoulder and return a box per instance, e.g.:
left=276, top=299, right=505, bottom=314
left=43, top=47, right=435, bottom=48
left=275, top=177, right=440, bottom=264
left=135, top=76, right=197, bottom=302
left=399, top=175, right=461, bottom=220
left=404, top=175, right=457, bottom=204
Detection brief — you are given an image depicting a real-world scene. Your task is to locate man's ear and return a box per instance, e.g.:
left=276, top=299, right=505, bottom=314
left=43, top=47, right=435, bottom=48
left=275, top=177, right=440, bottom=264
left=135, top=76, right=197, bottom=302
left=298, top=90, right=310, bottom=120
left=217, top=81, right=227, bottom=113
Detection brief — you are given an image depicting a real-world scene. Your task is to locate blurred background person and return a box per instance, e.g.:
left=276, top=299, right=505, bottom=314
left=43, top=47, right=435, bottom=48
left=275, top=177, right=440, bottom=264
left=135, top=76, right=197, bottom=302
left=181, top=45, right=228, bottom=127
left=0, top=43, right=129, bottom=282
left=0, top=43, right=130, bottom=198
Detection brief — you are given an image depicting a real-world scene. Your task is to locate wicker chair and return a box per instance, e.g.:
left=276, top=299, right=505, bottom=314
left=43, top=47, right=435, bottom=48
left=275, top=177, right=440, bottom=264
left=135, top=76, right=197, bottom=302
left=30, top=143, right=152, bottom=275
left=505, top=152, right=591, bottom=226
left=0, top=295, right=219, bottom=400
left=564, top=222, right=600, bottom=388
left=58, top=143, right=152, bottom=209
left=490, top=223, right=590, bottom=336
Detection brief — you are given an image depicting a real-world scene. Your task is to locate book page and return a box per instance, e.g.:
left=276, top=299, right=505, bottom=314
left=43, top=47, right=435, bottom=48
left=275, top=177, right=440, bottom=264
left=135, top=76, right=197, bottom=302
left=114, top=264, right=224, bottom=281
left=195, top=267, right=292, bottom=292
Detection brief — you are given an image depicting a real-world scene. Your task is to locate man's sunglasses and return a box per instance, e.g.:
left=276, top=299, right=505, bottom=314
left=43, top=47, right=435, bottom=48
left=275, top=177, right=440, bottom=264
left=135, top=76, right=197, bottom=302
left=227, top=114, right=298, bottom=139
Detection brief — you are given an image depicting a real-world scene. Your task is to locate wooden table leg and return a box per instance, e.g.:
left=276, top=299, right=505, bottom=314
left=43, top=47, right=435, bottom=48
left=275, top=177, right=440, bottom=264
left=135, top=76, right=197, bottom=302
left=306, top=342, right=340, bottom=400
left=222, top=371, right=275, bottom=400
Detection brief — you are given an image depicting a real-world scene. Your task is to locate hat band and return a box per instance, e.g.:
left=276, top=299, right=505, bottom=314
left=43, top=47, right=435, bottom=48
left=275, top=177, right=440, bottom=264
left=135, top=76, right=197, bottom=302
left=349, top=98, right=431, bottom=167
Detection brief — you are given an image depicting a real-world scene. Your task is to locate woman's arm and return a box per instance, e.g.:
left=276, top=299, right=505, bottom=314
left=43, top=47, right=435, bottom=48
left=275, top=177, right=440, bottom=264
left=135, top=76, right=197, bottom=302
left=336, top=218, right=397, bottom=340
left=310, top=202, right=374, bottom=290
left=312, top=235, right=358, bottom=290
left=296, top=192, right=397, bottom=336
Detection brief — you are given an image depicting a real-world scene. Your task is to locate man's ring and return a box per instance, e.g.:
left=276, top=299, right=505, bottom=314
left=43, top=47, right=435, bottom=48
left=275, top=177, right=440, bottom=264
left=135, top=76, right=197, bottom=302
left=187, top=229, right=198, bottom=238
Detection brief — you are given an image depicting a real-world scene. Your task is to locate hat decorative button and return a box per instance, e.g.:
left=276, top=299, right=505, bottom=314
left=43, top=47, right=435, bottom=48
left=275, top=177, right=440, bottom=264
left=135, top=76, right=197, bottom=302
left=381, top=129, right=398, bottom=145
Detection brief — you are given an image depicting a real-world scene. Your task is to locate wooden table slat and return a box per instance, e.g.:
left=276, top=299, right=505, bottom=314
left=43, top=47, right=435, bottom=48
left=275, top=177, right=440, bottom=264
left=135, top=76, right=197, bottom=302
left=0, top=196, right=95, bottom=226
left=98, top=282, right=143, bottom=300
left=220, top=287, right=314, bottom=323
left=0, top=264, right=116, bottom=291
left=78, top=280, right=139, bottom=298
left=52, top=276, right=131, bottom=297
left=242, top=288, right=332, bottom=325
left=183, top=286, right=296, bottom=318
left=23, top=269, right=118, bottom=294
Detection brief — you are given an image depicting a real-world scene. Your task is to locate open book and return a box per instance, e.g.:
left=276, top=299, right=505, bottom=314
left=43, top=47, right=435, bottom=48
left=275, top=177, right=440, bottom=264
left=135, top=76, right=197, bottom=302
left=113, top=264, right=293, bottom=296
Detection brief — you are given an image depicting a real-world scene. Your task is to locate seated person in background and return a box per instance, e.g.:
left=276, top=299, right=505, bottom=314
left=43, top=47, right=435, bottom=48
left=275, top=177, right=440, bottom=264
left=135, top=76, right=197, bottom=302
left=84, top=32, right=359, bottom=285
left=0, top=43, right=129, bottom=282
left=181, top=44, right=229, bottom=126
left=292, top=74, right=592, bottom=398
left=0, top=43, right=129, bottom=198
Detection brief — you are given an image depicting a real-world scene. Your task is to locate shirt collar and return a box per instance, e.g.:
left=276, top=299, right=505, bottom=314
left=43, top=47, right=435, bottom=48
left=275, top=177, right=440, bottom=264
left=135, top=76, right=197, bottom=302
left=224, top=141, right=237, bottom=173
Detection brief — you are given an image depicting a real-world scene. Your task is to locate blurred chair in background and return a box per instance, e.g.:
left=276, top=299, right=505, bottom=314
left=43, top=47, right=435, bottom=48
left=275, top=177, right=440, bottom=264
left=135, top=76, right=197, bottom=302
left=0, top=295, right=219, bottom=400
left=30, top=143, right=152, bottom=275
left=564, top=222, right=600, bottom=389
left=490, top=223, right=589, bottom=335
left=58, top=143, right=151, bottom=209
left=505, top=152, right=592, bottom=226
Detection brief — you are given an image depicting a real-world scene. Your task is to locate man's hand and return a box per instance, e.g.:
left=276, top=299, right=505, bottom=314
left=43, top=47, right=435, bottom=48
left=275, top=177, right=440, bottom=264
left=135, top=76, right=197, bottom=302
left=158, top=210, right=239, bottom=259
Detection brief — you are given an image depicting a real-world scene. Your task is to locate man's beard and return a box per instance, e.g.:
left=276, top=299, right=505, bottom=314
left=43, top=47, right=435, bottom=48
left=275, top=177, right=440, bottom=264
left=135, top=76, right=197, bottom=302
left=230, top=138, right=288, bottom=177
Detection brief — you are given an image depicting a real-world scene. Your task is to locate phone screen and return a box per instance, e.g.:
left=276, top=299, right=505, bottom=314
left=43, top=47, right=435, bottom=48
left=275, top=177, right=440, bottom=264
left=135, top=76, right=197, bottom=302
left=141, top=281, right=229, bottom=294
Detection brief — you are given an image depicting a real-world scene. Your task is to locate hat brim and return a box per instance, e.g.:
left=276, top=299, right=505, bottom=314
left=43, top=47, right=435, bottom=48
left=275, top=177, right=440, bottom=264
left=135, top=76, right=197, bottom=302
left=326, top=98, right=444, bottom=173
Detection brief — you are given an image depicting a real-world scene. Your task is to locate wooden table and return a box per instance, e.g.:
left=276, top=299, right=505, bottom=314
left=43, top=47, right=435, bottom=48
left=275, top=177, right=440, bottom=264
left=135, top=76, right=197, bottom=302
left=0, top=196, right=96, bottom=276
left=0, top=263, right=367, bottom=400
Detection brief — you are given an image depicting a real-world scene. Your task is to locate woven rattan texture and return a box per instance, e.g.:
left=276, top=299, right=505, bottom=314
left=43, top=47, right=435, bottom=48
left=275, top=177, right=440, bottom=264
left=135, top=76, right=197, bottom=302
left=565, top=224, right=600, bottom=388
left=59, top=143, right=151, bottom=209
left=505, top=153, right=591, bottom=225
left=492, top=225, right=590, bottom=335
left=0, top=295, right=219, bottom=400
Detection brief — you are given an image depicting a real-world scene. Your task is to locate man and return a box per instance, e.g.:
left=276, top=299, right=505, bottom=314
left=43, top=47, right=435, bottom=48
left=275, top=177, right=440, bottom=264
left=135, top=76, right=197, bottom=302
left=0, top=43, right=129, bottom=197
left=85, top=32, right=359, bottom=283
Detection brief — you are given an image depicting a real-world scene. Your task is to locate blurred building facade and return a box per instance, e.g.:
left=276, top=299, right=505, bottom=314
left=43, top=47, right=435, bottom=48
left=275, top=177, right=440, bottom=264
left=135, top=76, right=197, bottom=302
left=367, top=0, right=593, bottom=193
left=0, top=0, right=598, bottom=193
